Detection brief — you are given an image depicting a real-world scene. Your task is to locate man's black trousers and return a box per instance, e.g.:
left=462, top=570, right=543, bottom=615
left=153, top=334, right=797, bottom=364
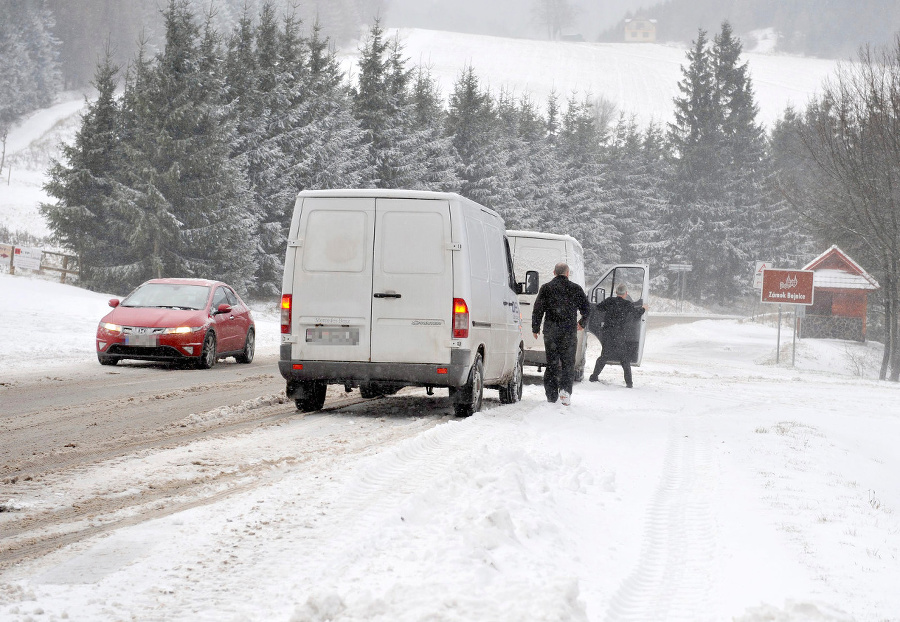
left=542, top=325, right=577, bottom=401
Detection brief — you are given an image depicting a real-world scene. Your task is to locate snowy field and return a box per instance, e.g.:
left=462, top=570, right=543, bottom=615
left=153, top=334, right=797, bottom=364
left=338, top=29, right=840, bottom=129
left=1, top=274, right=898, bottom=621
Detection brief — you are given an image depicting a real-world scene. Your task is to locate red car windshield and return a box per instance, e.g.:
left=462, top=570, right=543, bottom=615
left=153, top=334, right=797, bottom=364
left=122, top=283, right=211, bottom=310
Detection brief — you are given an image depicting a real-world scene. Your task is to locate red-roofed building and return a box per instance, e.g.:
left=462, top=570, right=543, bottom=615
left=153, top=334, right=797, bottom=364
left=801, top=246, right=879, bottom=341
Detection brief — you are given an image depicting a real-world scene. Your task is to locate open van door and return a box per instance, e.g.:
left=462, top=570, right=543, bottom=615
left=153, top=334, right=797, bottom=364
left=586, top=264, right=650, bottom=366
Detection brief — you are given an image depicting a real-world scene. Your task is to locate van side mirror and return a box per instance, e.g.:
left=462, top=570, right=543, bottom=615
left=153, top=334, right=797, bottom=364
left=519, top=270, right=539, bottom=295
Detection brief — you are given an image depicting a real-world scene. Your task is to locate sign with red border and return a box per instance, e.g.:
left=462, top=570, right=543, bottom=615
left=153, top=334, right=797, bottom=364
left=760, top=269, right=815, bottom=305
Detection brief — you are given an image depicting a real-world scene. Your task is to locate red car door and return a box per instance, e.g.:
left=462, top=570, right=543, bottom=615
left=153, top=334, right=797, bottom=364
left=211, top=286, right=241, bottom=352
left=225, top=286, right=252, bottom=347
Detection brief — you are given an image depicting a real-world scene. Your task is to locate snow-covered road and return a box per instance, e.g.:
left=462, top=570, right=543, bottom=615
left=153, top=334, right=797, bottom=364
left=1, top=275, right=898, bottom=621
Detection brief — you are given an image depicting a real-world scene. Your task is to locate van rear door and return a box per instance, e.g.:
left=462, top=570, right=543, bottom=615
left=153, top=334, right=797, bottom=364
left=291, top=197, right=375, bottom=362
left=370, top=198, right=453, bottom=364
left=587, top=265, right=651, bottom=366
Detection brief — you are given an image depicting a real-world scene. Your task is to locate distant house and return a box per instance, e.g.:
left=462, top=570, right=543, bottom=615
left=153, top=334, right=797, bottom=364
left=800, top=245, right=880, bottom=342
left=624, top=18, right=657, bottom=43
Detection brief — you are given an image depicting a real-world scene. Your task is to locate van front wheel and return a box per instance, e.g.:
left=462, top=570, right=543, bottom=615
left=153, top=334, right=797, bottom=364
left=453, top=354, right=484, bottom=417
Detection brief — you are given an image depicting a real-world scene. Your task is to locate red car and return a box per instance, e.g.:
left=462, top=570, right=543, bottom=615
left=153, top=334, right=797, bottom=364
left=96, top=278, right=255, bottom=368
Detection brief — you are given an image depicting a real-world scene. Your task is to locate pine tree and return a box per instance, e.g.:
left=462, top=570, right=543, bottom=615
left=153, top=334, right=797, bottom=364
left=0, top=0, right=61, bottom=171
left=222, top=2, right=297, bottom=297
left=100, top=0, right=255, bottom=292
left=42, top=48, right=121, bottom=288
left=664, top=23, right=772, bottom=304
left=555, top=95, right=621, bottom=268
left=405, top=66, right=460, bottom=192
left=446, top=65, right=504, bottom=208
left=290, top=22, right=371, bottom=191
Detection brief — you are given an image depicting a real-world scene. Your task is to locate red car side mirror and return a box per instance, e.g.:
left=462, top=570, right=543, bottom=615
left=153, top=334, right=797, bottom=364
left=108, top=299, right=120, bottom=308
left=216, top=303, right=232, bottom=315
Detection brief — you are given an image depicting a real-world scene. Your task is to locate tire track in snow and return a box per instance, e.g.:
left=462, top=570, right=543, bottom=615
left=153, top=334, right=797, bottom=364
left=604, top=415, right=719, bottom=622
left=310, top=399, right=539, bottom=579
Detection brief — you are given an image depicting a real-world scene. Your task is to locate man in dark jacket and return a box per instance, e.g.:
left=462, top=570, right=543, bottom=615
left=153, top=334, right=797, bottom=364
left=532, top=262, right=591, bottom=405
left=589, top=283, right=648, bottom=387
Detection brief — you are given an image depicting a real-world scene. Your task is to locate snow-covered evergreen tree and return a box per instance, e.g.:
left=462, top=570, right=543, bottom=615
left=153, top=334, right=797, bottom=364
left=0, top=0, right=61, bottom=171
left=664, top=23, right=775, bottom=304
left=446, top=66, right=506, bottom=209
left=405, top=66, right=461, bottom=192
left=42, top=49, right=121, bottom=289
left=555, top=95, right=620, bottom=268
left=601, top=115, right=669, bottom=265
left=101, top=0, right=256, bottom=292
left=290, top=22, right=371, bottom=191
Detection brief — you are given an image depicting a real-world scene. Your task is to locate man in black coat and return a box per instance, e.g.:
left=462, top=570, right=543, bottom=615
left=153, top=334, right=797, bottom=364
left=532, top=262, right=591, bottom=405
left=589, top=283, right=648, bottom=387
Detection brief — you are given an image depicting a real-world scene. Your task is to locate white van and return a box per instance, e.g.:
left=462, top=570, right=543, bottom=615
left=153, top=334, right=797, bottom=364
left=279, top=189, right=524, bottom=416
left=507, top=230, right=589, bottom=379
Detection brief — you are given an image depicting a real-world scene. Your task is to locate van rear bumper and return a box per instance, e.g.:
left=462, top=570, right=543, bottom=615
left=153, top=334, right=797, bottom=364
left=278, top=347, right=472, bottom=387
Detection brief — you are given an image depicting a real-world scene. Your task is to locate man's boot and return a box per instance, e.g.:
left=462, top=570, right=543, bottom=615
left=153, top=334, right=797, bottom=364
left=589, top=358, right=604, bottom=382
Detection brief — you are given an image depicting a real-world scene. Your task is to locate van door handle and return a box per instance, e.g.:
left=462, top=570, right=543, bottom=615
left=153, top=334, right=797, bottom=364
left=374, top=293, right=402, bottom=298
left=519, top=302, right=531, bottom=306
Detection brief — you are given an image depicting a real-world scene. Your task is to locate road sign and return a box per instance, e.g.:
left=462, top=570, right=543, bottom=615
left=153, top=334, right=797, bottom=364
left=13, top=246, right=42, bottom=271
left=669, top=263, right=692, bottom=271
left=753, top=261, right=773, bottom=289
left=760, top=269, right=815, bottom=305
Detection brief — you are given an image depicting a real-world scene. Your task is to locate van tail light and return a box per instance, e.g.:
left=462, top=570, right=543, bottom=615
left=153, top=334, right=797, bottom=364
left=281, top=294, right=292, bottom=334
left=452, top=298, right=469, bottom=339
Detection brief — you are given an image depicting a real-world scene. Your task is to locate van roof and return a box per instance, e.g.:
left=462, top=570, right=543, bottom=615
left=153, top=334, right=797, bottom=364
left=295, top=189, right=502, bottom=220
left=506, top=229, right=584, bottom=251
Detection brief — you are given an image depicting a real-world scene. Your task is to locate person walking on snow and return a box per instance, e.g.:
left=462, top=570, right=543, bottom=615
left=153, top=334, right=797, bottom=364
left=532, top=262, right=591, bottom=405
left=589, top=283, right=648, bottom=387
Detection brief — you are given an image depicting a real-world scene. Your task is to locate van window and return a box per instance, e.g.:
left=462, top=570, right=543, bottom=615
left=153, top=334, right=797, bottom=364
left=485, top=223, right=508, bottom=285
left=517, top=244, right=563, bottom=278
left=466, top=219, right=490, bottom=281
left=303, top=210, right=368, bottom=272
left=381, top=211, right=444, bottom=274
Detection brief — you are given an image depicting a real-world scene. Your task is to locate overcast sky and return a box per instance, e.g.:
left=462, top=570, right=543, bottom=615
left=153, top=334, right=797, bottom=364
left=382, top=0, right=655, bottom=40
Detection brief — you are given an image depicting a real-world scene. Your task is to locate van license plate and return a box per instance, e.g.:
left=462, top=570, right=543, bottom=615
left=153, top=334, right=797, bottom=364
left=306, top=327, right=359, bottom=345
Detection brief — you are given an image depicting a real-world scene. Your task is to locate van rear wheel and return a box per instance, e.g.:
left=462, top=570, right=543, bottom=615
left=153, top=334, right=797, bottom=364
left=499, top=349, right=523, bottom=404
left=294, top=380, right=327, bottom=412
left=453, top=354, right=484, bottom=417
